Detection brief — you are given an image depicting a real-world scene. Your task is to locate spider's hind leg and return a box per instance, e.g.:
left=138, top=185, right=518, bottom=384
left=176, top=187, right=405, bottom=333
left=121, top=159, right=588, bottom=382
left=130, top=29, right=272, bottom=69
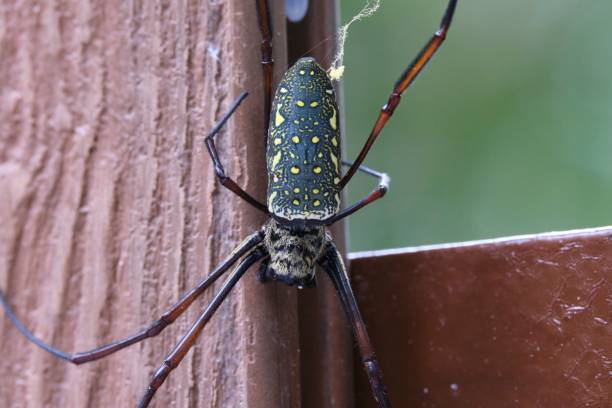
left=205, top=92, right=268, bottom=213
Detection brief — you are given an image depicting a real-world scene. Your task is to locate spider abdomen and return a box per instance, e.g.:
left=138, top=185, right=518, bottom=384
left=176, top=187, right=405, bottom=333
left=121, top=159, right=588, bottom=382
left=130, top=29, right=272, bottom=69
left=266, top=57, right=341, bottom=223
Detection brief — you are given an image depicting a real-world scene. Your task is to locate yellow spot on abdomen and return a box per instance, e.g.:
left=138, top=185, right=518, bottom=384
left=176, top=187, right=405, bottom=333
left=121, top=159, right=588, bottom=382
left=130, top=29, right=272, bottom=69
left=271, top=151, right=282, bottom=171
left=275, top=105, right=285, bottom=126
left=313, top=200, right=321, bottom=207
left=313, top=166, right=322, bottom=174
left=292, top=135, right=300, bottom=143
left=291, top=166, right=300, bottom=174
left=311, top=136, right=320, bottom=143
left=310, top=101, right=319, bottom=108
left=329, top=107, right=337, bottom=130
left=296, top=100, right=305, bottom=107
left=312, top=188, right=320, bottom=194
left=292, top=199, right=300, bottom=205
left=273, top=138, right=282, bottom=145
left=299, top=70, right=306, bottom=75
left=331, top=136, right=338, bottom=147
left=293, top=187, right=300, bottom=193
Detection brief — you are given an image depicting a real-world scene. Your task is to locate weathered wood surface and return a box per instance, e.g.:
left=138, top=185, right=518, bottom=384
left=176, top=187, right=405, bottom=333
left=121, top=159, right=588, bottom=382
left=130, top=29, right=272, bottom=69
left=351, top=227, right=612, bottom=407
left=0, top=1, right=345, bottom=407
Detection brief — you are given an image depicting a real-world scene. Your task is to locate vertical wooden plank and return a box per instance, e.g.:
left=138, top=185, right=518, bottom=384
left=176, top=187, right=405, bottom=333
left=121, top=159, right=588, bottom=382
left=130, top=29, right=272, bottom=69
left=287, top=1, right=354, bottom=407
left=0, top=0, right=298, bottom=407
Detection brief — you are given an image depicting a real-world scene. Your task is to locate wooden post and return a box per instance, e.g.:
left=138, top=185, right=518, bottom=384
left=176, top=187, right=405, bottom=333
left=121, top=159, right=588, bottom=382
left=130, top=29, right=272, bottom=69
left=286, top=3, right=355, bottom=408
left=0, top=1, right=349, bottom=407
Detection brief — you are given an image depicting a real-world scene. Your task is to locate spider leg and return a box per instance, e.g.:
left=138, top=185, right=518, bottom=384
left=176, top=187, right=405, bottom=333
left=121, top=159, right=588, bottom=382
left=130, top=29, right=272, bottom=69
left=255, top=0, right=274, bottom=141
left=319, top=240, right=392, bottom=408
left=136, top=245, right=268, bottom=408
left=0, top=231, right=264, bottom=364
left=325, top=161, right=389, bottom=225
left=338, top=0, right=458, bottom=190
left=205, top=92, right=269, bottom=213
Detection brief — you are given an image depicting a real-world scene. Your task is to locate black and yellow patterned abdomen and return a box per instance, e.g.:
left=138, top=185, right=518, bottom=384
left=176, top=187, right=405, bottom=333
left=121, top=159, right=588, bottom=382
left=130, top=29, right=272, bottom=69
left=266, top=58, right=341, bottom=222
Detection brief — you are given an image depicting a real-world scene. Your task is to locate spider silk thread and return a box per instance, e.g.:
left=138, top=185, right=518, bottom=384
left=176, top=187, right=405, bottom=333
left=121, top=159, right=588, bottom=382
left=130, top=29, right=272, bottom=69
left=328, top=0, right=381, bottom=81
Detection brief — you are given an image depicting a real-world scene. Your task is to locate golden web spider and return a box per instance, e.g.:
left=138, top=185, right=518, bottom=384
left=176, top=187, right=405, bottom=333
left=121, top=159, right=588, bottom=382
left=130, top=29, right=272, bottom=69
left=0, top=0, right=458, bottom=406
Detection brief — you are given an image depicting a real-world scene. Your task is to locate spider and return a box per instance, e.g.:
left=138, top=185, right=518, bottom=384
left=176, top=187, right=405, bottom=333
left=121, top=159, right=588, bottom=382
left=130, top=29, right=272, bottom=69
left=0, top=0, right=457, bottom=406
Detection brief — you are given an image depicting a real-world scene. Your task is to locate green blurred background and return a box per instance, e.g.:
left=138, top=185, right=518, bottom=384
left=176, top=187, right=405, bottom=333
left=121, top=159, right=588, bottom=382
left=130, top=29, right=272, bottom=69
left=338, top=0, right=612, bottom=252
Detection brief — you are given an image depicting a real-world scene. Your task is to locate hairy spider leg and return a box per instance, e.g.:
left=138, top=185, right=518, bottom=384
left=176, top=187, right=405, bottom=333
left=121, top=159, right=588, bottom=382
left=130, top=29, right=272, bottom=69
left=0, top=231, right=264, bottom=364
left=320, top=240, right=391, bottom=408
left=324, top=160, right=389, bottom=225
left=136, top=246, right=268, bottom=408
left=339, top=0, right=458, bottom=190
left=205, top=92, right=269, bottom=213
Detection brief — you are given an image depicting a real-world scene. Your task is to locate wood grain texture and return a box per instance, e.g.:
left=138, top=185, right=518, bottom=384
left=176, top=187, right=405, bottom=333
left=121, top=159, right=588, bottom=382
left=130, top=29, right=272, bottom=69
left=0, top=0, right=335, bottom=407
left=350, top=228, right=612, bottom=407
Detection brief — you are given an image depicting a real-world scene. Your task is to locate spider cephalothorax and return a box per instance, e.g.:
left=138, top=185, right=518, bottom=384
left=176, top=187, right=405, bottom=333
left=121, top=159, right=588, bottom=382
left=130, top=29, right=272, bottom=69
left=0, top=1, right=458, bottom=407
left=259, top=219, right=326, bottom=288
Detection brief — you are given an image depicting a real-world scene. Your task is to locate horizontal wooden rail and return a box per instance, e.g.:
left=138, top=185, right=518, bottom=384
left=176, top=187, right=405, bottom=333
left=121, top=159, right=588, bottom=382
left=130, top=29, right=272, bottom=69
left=350, top=226, right=612, bottom=407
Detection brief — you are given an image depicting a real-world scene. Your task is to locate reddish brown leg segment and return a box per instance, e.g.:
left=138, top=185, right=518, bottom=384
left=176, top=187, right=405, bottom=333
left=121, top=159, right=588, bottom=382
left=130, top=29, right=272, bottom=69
left=325, top=161, right=389, bottom=225
left=0, top=232, right=264, bottom=365
left=339, top=0, right=458, bottom=190
left=255, top=0, right=274, bottom=141
left=137, top=246, right=268, bottom=408
left=205, top=92, right=269, bottom=213
left=320, top=240, right=392, bottom=408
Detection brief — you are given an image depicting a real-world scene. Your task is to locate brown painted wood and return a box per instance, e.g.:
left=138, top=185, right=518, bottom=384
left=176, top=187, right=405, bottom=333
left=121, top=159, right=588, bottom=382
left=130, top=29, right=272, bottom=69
left=350, top=227, right=612, bottom=407
left=0, top=1, right=339, bottom=407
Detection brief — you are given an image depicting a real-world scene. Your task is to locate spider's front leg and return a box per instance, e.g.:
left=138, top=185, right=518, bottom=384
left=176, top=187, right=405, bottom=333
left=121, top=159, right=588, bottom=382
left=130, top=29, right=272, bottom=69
left=339, top=0, right=458, bottom=189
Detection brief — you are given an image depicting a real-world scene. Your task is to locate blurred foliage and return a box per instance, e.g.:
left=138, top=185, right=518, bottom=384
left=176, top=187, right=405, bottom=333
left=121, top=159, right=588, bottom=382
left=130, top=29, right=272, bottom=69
left=338, top=0, right=612, bottom=251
